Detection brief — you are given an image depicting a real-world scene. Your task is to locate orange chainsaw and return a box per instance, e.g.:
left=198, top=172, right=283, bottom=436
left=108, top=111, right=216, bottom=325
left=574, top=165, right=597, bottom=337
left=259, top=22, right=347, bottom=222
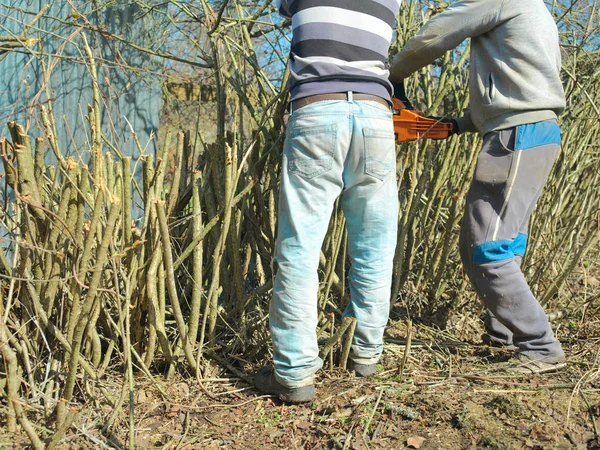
left=392, top=82, right=455, bottom=143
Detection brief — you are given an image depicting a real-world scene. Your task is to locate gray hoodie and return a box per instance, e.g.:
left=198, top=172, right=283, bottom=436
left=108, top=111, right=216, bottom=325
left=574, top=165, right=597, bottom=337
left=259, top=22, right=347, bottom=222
left=390, top=0, right=566, bottom=134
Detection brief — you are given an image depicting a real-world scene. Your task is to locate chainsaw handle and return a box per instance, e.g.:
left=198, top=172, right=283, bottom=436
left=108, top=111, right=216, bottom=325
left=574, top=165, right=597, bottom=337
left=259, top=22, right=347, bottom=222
left=393, top=109, right=455, bottom=143
left=391, top=80, right=415, bottom=111
left=427, top=116, right=459, bottom=135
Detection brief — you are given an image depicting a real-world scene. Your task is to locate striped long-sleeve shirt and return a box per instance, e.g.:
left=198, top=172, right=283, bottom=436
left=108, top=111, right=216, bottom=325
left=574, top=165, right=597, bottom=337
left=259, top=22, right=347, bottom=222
left=277, top=0, right=402, bottom=102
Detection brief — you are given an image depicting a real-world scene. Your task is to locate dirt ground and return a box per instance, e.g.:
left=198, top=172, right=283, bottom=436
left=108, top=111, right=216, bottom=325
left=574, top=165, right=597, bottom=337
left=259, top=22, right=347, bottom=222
left=2, top=310, right=598, bottom=450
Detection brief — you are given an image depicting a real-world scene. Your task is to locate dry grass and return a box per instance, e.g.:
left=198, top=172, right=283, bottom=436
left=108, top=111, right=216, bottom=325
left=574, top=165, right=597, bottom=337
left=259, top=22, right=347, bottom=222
left=0, top=1, right=599, bottom=447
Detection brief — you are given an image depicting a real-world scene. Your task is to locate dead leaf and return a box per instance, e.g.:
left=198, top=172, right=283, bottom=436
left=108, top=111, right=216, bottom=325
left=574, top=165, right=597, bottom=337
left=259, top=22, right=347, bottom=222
left=588, top=276, right=599, bottom=286
left=177, top=382, right=190, bottom=397
left=583, top=431, right=597, bottom=442
left=269, top=430, right=283, bottom=439
left=136, top=390, right=147, bottom=403
left=407, top=436, right=426, bottom=448
left=167, top=406, right=180, bottom=418
left=294, top=420, right=311, bottom=430
left=350, top=441, right=368, bottom=450
left=334, top=408, right=353, bottom=418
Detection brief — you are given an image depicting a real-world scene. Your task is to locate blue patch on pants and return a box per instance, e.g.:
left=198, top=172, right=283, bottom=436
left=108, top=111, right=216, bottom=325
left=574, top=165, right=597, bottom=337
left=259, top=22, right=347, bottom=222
left=515, top=122, right=561, bottom=151
left=473, top=233, right=528, bottom=264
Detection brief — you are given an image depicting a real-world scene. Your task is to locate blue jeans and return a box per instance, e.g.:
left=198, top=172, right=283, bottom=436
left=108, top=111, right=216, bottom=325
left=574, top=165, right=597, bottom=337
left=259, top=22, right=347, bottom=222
left=270, top=98, right=399, bottom=388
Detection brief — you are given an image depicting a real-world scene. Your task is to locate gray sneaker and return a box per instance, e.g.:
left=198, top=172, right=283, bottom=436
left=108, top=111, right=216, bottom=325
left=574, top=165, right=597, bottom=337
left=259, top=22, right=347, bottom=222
left=505, top=354, right=567, bottom=374
left=254, top=367, right=315, bottom=403
left=348, top=360, right=377, bottom=377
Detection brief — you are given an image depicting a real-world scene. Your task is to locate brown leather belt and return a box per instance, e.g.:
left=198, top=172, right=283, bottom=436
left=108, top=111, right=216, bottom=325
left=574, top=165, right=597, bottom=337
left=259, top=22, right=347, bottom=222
left=291, top=93, right=389, bottom=112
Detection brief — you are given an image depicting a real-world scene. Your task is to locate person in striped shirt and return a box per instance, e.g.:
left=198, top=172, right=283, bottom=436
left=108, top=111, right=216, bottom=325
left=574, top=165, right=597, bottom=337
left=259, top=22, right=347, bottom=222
left=254, top=0, right=402, bottom=403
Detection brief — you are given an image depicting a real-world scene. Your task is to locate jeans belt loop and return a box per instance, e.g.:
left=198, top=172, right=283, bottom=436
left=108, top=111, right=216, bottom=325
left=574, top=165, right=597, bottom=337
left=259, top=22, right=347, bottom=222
left=347, top=91, right=353, bottom=102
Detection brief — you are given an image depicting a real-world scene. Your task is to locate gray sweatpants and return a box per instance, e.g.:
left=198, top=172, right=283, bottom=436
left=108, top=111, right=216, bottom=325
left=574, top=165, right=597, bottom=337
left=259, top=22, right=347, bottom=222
left=459, top=121, right=565, bottom=361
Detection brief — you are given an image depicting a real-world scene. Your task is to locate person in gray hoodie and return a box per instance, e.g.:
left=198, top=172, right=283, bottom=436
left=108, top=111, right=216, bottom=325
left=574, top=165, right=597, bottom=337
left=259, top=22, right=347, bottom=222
left=390, top=0, right=567, bottom=373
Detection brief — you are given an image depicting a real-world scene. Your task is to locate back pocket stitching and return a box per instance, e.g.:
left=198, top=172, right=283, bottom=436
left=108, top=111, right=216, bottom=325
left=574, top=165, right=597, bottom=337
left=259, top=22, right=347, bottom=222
left=363, top=128, right=395, bottom=181
left=288, top=124, right=337, bottom=180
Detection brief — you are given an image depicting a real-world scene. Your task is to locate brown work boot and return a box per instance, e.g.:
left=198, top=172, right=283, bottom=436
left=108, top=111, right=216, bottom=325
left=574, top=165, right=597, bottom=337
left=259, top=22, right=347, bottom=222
left=348, top=360, right=377, bottom=377
left=254, top=367, right=315, bottom=403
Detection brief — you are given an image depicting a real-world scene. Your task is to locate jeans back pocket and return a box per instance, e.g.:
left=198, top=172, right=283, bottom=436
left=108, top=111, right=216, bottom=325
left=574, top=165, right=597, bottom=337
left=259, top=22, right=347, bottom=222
left=287, top=124, right=337, bottom=180
left=363, top=128, right=395, bottom=181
